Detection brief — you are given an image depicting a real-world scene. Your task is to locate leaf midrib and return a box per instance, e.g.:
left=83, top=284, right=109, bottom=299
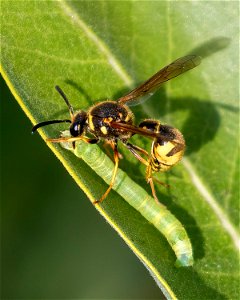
left=59, top=0, right=134, bottom=88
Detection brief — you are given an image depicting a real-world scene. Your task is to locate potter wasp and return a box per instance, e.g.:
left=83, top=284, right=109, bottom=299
left=32, top=55, right=201, bottom=204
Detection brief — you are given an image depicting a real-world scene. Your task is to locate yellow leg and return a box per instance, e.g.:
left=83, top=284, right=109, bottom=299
left=103, top=140, right=123, bottom=159
left=93, top=142, right=119, bottom=204
left=124, top=143, right=149, bottom=166
left=127, top=143, right=149, bottom=157
left=146, top=165, right=166, bottom=207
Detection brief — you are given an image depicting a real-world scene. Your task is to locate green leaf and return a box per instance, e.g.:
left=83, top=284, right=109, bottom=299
left=1, top=1, right=239, bottom=299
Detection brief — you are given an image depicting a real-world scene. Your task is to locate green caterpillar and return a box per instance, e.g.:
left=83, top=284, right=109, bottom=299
left=60, top=131, right=193, bottom=267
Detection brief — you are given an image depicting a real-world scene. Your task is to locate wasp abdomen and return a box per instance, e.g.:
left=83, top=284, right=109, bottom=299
left=139, top=120, right=185, bottom=173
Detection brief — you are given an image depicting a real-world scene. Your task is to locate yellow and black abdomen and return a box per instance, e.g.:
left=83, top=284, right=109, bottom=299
left=139, top=120, right=185, bottom=173
left=87, top=101, right=134, bottom=140
left=150, top=124, right=185, bottom=172
left=151, top=136, right=185, bottom=172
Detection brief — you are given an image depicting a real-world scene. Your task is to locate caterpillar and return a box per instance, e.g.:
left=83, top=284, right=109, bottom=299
left=60, top=131, right=193, bottom=267
left=32, top=55, right=200, bottom=267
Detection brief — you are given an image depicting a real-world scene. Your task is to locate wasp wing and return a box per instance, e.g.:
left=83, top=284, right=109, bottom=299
left=117, top=55, right=201, bottom=105
left=111, top=122, right=180, bottom=144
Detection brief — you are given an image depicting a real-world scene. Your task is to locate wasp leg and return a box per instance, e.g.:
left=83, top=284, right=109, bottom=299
left=126, top=143, right=165, bottom=207
left=146, top=166, right=166, bottom=207
left=93, top=141, right=119, bottom=204
left=126, top=142, right=149, bottom=157
left=152, top=177, right=170, bottom=188
left=103, top=140, right=123, bottom=159
left=148, top=178, right=166, bottom=208
left=124, top=142, right=149, bottom=166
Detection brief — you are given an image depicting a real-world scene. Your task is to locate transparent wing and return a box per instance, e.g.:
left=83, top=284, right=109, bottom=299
left=117, top=55, right=201, bottom=105
left=111, top=122, right=180, bottom=143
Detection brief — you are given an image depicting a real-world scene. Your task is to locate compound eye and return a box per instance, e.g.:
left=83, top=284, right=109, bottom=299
left=70, top=123, right=80, bottom=137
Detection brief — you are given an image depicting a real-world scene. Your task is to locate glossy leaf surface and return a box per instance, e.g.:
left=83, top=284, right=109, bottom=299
left=1, top=1, right=239, bottom=299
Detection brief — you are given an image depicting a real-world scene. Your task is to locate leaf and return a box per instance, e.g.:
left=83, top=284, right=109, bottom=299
left=1, top=1, right=239, bottom=299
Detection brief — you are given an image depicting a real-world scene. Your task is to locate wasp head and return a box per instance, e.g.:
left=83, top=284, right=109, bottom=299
left=70, top=111, right=87, bottom=137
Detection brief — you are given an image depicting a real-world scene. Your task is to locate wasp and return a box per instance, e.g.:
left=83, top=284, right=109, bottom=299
left=32, top=55, right=201, bottom=204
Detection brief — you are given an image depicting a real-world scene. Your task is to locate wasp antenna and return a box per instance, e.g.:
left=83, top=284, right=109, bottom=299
left=32, top=119, right=71, bottom=133
left=55, top=85, right=74, bottom=119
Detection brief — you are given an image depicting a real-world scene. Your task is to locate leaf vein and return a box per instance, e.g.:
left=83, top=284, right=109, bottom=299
left=182, top=158, right=240, bottom=250
left=59, top=0, right=134, bottom=87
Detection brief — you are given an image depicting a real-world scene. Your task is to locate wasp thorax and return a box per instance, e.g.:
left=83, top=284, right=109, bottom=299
left=70, top=111, right=87, bottom=137
left=87, top=101, right=134, bottom=139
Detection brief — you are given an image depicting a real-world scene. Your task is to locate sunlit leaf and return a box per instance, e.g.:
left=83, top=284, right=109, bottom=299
left=1, top=1, right=239, bottom=299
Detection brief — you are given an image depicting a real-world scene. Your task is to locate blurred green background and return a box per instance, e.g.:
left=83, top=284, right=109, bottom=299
left=1, top=75, right=163, bottom=298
